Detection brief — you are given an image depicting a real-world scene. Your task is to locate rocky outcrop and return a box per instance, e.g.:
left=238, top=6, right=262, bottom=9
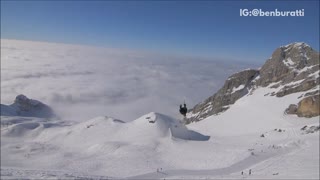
left=256, top=43, right=318, bottom=87
left=254, top=43, right=319, bottom=98
left=301, top=125, right=320, bottom=134
left=186, top=42, right=319, bottom=123
left=0, top=94, right=55, bottom=118
left=187, top=69, right=259, bottom=122
left=259, top=43, right=320, bottom=97
left=285, top=104, right=298, bottom=115
left=296, top=95, right=320, bottom=118
left=286, top=94, right=319, bottom=118
left=276, top=78, right=319, bottom=97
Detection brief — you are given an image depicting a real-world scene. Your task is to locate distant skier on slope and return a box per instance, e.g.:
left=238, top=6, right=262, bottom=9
left=179, top=103, right=187, bottom=117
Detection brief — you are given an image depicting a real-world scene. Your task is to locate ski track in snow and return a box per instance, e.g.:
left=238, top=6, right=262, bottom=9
left=0, top=140, right=304, bottom=179
left=1, top=167, right=113, bottom=180
left=129, top=151, right=286, bottom=179
left=129, top=128, right=307, bottom=179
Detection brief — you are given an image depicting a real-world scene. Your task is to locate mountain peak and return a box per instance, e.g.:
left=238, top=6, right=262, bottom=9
left=15, top=94, right=41, bottom=106
left=282, top=42, right=310, bottom=49
left=278, top=42, right=312, bottom=59
left=186, top=42, right=319, bottom=123
left=1, top=95, right=55, bottom=118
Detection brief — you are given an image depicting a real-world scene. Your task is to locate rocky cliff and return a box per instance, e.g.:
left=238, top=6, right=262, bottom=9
left=186, top=42, right=319, bottom=123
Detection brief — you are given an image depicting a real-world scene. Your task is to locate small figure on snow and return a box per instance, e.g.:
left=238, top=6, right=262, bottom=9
left=241, top=171, right=243, bottom=175
left=249, top=169, right=252, bottom=175
left=179, top=103, right=188, bottom=117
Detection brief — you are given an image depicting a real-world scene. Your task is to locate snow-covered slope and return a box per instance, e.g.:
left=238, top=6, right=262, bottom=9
left=189, top=85, right=319, bottom=136
left=2, top=112, right=215, bottom=178
left=1, top=107, right=318, bottom=179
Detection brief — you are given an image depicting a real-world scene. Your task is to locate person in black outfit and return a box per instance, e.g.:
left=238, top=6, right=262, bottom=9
left=179, top=103, right=187, bottom=117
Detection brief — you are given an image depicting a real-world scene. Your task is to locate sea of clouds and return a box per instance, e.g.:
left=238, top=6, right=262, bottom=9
left=1, top=39, right=257, bottom=121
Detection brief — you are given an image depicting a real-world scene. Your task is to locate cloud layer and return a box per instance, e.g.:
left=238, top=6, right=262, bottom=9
left=1, top=39, right=255, bottom=121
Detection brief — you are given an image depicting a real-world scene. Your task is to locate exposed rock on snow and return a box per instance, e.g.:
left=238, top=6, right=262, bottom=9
left=286, top=95, right=319, bottom=118
left=285, top=104, right=298, bottom=115
left=187, top=42, right=319, bottom=122
left=296, top=95, right=320, bottom=118
left=0, top=94, right=55, bottom=118
left=301, top=125, right=320, bottom=134
left=276, top=78, right=319, bottom=97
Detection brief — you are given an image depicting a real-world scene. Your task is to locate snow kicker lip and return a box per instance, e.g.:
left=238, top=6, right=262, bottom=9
left=140, top=112, right=210, bottom=141
left=169, top=126, right=210, bottom=141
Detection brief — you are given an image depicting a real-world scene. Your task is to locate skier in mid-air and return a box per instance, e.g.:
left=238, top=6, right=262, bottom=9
left=179, top=103, right=187, bottom=117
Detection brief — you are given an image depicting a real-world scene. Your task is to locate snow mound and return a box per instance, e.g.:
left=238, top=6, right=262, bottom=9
left=3, top=122, right=41, bottom=137
left=1, top=116, right=65, bottom=138
left=1, top=112, right=209, bottom=144
left=58, top=112, right=209, bottom=147
left=132, top=112, right=210, bottom=141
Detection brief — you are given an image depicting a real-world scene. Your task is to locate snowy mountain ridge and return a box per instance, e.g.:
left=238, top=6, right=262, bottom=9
left=1, top=94, right=55, bottom=118
left=186, top=42, right=319, bottom=122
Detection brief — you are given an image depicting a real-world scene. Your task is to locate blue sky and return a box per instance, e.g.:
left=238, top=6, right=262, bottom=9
left=1, top=1, right=319, bottom=63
